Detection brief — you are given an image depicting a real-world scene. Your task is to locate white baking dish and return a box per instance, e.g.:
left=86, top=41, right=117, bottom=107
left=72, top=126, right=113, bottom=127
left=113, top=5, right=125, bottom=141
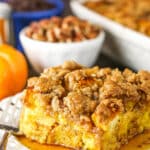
left=70, top=0, right=150, bottom=70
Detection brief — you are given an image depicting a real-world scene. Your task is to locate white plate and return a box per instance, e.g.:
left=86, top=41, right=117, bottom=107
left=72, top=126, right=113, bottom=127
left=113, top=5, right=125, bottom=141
left=0, top=93, right=28, bottom=150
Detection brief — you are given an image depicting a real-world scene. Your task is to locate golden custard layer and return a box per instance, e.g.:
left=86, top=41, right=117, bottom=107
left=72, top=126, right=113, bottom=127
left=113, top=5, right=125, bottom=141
left=20, top=61, right=150, bottom=150
left=84, top=0, right=150, bottom=36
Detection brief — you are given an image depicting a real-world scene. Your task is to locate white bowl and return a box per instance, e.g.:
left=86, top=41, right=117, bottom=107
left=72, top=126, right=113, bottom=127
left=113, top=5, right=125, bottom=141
left=19, top=27, right=105, bottom=73
left=70, top=0, right=150, bottom=71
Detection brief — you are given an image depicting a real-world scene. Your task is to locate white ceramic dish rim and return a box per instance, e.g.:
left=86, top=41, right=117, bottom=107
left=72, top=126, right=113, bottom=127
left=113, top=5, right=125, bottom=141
left=70, top=0, right=150, bottom=51
left=19, top=26, right=105, bottom=48
left=0, top=93, right=27, bottom=150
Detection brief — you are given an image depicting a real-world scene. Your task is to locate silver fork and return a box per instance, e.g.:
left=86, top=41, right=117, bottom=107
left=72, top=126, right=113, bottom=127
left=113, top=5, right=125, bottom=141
left=0, top=93, right=22, bottom=149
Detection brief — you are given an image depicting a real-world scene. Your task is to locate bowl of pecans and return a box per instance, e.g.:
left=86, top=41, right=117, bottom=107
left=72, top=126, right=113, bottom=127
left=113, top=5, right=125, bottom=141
left=20, top=16, right=105, bottom=73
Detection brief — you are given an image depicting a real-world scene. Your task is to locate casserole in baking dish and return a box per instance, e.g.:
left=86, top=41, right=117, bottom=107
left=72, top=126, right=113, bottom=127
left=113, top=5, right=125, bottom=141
left=70, top=0, right=150, bottom=70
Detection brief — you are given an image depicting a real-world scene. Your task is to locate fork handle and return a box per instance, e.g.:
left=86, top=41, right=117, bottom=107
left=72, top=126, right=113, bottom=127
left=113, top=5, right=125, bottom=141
left=0, top=131, right=9, bottom=150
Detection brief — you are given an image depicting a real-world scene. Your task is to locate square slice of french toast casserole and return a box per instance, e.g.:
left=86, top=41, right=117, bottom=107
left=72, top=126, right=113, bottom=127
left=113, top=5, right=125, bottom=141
left=20, top=61, right=150, bottom=150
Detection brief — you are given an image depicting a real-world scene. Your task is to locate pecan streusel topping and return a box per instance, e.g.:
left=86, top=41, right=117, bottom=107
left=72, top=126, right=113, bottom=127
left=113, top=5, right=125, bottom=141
left=24, top=61, right=150, bottom=119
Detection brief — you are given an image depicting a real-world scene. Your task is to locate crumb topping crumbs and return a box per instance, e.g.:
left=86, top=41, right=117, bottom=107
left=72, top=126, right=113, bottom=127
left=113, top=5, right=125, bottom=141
left=24, top=61, right=150, bottom=125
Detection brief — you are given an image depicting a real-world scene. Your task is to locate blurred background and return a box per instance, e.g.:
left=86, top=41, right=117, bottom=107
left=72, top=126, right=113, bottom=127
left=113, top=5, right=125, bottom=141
left=0, top=0, right=126, bottom=72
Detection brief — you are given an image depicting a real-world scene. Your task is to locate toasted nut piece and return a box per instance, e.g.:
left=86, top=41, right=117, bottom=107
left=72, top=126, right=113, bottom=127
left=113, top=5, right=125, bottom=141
left=26, top=16, right=100, bottom=42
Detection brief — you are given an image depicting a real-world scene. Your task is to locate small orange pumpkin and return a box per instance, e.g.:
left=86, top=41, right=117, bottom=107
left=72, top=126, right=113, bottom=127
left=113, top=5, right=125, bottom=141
left=0, top=44, right=28, bottom=99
